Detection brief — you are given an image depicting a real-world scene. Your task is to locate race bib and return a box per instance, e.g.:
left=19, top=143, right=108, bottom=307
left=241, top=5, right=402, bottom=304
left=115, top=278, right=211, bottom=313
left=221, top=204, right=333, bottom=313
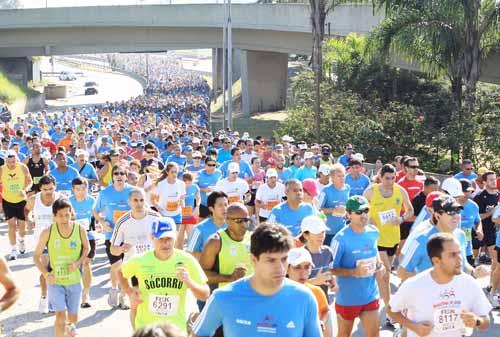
left=113, top=210, right=127, bottom=224
left=181, top=206, right=193, bottom=217
left=166, top=201, right=179, bottom=212
left=378, top=209, right=397, bottom=225
left=135, top=243, right=152, bottom=254
left=228, top=195, right=240, bottom=204
left=266, top=200, right=280, bottom=211
left=356, top=256, right=377, bottom=277
left=434, top=308, right=463, bottom=333
left=33, top=176, right=42, bottom=184
left=149, top=294, right=180, bottom=316
left=10, top=184, right=21, bottom=193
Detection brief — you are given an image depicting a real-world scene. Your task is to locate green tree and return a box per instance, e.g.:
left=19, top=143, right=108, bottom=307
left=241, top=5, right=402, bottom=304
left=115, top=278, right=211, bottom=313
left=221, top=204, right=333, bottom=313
left=369, top=0, right=500, bottom=161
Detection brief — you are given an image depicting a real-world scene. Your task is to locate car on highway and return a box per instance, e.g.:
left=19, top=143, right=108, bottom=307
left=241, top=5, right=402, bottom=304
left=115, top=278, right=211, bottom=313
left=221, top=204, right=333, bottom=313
left=84, top=81, right=98, bottom=95
left=59, top=71, right=77, bottom=81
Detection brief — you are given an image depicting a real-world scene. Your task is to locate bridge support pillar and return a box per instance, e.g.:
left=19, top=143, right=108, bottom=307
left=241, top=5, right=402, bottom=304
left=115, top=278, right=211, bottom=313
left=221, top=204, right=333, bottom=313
left=241, top=50, right=287, bottom=117
left=211, top=48, right=223, bottom=98
left=0, top=57, right=36, bottom=86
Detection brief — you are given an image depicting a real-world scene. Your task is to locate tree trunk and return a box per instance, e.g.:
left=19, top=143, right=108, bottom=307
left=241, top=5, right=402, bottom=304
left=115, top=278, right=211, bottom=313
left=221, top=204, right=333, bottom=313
left=449, top=76, right=462, bottom=171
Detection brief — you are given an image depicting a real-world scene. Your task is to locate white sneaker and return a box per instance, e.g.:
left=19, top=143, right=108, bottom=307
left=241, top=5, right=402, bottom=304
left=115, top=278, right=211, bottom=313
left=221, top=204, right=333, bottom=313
left=108, top=288, right=119, bottom=308
left=18, top=239, right=26, bottom=255
left=39, top=297, right=49, bottom=314
left=9, top=249, right=18, bottom=261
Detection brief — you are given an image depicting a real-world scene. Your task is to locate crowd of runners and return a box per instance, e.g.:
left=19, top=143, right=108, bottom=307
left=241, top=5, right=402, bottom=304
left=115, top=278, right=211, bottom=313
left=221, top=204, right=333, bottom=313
left=0, top=56, right=498, bottom=337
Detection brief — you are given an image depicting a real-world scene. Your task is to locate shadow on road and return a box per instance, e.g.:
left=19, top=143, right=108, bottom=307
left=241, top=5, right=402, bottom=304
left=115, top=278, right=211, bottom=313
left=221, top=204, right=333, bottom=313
left=77, top=309, right=119, bottom=329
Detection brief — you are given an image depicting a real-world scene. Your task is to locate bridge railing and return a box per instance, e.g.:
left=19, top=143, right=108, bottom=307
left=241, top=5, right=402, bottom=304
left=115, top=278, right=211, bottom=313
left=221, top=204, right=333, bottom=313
left=0, top=0, right=273, bottom=10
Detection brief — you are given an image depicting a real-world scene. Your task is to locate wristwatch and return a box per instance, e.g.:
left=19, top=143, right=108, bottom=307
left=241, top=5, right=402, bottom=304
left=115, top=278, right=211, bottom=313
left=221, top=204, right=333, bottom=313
left=475, top=318, right=481, bottom=327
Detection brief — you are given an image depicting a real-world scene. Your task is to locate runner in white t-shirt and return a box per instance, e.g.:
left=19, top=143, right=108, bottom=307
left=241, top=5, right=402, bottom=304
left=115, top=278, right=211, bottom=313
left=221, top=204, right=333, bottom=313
left=389, top=232, right=492, bottom=337
left=255, top=168, right=286, bottom=225
left=215, top=162, right=250, bottom=206
left=24, top=175, right=59, bottom=314
left=151, top=162, right=186, bottom=227
left=110, top=187, right=161, bottom=329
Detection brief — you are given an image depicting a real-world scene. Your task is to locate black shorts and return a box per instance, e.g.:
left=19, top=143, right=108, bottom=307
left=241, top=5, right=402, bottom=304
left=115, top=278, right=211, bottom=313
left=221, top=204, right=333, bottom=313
left=378, top=244, right=398, bottom=257
left=87, top=239, right=96, bottom=259
left=105, top=240, right=123, bottom=265
left=473, top=227, right=496, bottom=248
left=259, top=216, right=268, bottom=223
left=247, top=189, right=257, bottom=207
left=199, top=204, right=210, bottom=218
left=400, top=221, right=413, bottom=240
left=2, top=199, right=27, bottom=221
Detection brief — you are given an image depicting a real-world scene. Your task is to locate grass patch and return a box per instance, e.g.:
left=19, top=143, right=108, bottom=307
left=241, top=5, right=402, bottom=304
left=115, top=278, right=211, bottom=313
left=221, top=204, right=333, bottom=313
left=0, top=71, right=40, bottom=104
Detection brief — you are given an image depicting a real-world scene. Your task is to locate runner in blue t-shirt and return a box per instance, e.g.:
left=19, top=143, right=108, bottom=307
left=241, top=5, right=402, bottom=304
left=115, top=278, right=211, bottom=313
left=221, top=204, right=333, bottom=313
left=219, top=151, right=254, bottom=179
left=196, top=158, right=223, bottom=219
left=330, top=195, right=383, bottom=337
left=319, top=165, right=351, bottom=244
left=92, top=165, right=133, bottom=308
left=193, top=224, right=322, bottom=337
left=50, top=151, right=80, bottom=197
left=69, top=177, right=96, bottom=308
left=267, top=180, right=314, bottom=236
left=345, top=158, right=371, bottom=196
left=186, top=191, right=228, bottom=260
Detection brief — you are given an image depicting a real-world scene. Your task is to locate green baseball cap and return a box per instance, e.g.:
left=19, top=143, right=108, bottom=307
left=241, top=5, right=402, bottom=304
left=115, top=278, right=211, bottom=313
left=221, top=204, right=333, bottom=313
left=346, top=195, right=370, bottom=212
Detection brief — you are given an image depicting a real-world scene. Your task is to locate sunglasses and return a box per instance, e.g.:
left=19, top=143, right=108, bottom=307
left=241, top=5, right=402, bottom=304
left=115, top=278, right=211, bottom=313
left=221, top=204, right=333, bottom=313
left=146, top=151, right=155, bottom=154
left=113, top=172, right=126, bottom=176
left=207, top=163, right=216, bottom=167
left=354, top=209, right=370, bottom=215
left=229, top=217, right=251, bottom=224
left=408, top=165, right=420, bottom=169
left=443, top=209, right=461, bottom=216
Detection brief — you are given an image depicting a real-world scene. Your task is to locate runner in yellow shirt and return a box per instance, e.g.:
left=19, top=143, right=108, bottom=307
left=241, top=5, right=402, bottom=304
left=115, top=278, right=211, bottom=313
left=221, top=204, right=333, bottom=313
left=117, top=217, right=210, bottom=333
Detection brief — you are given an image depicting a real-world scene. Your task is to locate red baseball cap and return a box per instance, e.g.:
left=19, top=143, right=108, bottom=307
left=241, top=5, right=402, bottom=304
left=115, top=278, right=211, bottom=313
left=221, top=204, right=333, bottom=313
left=426, top=191, right=444, bottom=208
left=302, top=179, right=318, bottom=197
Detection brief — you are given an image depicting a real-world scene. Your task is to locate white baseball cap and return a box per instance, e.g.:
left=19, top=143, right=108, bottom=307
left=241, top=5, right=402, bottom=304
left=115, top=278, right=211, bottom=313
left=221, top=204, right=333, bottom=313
left=352, top=153, right=365, bottom=162
left=318, top=164, right=331, bottom=176
left=266, top=168, right=278, bottom=178
left=301, top=215, right=329, bottom=234
left=228, top=162, right=240, bottom=173
left=304, top=152, right=314, bottom=160
left=288, top=248, right=314, bottom=267
left=441, top=177, right=464, bottom=197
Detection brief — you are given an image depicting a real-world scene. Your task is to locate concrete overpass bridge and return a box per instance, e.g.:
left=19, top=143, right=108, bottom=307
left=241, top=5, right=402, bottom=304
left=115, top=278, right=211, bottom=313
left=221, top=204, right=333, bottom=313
left=0, top=3, right=498, bottom=115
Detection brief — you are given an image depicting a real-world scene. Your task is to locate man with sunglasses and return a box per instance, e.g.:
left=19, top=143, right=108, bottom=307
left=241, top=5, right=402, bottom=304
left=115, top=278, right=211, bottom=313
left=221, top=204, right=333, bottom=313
left=93, top=165, right=134, bottom=309
left=196, top=157, right=222, bottom=219
left=140, top=143, right=164, bottom=173
left=110, top=188, right=161, bottom=325
left=330, top=195, right=384, bottom=337
left=363, top=164, right=413, bottom=320
left=454, top=159, right=478, bottom=182
left=199, top=203, right=253, bottom=290
left=216, top=137, right=232, bottom=165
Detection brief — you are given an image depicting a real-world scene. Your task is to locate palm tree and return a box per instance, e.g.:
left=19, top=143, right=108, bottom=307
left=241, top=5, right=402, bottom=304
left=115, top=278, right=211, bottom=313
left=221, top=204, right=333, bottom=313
left=369, top=0, right=499, bottom=159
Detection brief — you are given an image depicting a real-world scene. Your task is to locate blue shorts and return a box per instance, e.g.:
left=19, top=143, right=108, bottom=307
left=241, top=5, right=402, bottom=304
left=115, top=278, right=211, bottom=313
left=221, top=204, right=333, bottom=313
left=48, top=282, right=82, bottom=315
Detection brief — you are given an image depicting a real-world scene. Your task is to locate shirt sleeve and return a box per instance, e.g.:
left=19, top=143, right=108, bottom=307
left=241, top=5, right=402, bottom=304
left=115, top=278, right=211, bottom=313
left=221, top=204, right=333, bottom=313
left=389, top=279, right=412, bottom=313
left=330, top=238, right=344, bottom=269
left=186, top=227, right=203, bottom=253
left=192, top=293, right=223, bottom=336
left=468, top=274, right=493, bottom=316
left=94, top=193, right=103, bottom=213
left=303, top=291, right=323, bottom=337
left=399, top=240, right=421, bottom=273
left=318, top=191, right=327, bottom=209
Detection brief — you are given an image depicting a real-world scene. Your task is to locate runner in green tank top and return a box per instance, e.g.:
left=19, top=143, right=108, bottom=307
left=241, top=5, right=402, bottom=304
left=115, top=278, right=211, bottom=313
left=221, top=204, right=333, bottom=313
left=200, top=203, right=253, bottom=288
left=33, top=198, right=90, bottom=337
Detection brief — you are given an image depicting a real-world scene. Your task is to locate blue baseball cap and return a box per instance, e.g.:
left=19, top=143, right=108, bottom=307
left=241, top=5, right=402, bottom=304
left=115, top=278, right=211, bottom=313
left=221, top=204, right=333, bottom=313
left=183, top=136, right=191, bottom=143
left=151, top=217, right=177, bottom=239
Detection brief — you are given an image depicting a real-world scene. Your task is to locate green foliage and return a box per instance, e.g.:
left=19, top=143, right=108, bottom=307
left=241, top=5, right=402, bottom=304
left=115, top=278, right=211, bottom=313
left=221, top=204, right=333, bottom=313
left=280, top=35, right=500, bottom=173
left=0, top=71, right=39, bottom=104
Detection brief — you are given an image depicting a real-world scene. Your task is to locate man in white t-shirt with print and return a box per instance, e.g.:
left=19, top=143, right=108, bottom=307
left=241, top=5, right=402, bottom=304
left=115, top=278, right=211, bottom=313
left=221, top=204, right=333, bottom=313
left=215, top=162, right=250, bottom=205
left=255, top=168, right=286, bottom=226
left=388, top=232, right=491, bottom=337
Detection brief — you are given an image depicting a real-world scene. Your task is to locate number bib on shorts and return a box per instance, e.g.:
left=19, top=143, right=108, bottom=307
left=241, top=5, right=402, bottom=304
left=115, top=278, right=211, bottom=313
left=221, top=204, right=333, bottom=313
left=228, top=195, right=240, bottom=204
left=149, top=294, right=180, bottom=316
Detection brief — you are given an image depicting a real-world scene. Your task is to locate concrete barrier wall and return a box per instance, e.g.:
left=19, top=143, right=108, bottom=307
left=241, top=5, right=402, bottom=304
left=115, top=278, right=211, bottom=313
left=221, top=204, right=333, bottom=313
left=7, top=93, right=45, bottom=116
left=44, top=85, right=67, bottom=99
